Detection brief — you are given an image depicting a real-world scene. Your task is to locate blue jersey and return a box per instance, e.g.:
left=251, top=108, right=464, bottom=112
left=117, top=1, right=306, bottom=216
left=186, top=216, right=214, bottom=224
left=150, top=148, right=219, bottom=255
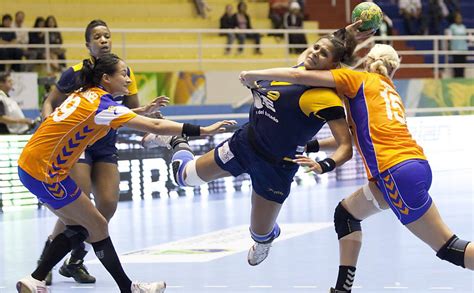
left=249, top=79, right=345, bottom=159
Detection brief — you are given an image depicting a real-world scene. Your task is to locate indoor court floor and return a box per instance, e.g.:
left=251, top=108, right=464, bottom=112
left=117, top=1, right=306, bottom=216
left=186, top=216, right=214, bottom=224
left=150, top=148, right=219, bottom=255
left=1, top=168, right=473, bottom=293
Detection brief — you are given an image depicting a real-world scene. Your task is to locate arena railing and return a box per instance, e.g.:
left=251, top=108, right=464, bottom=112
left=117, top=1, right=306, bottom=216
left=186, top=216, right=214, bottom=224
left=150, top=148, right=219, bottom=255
left=0, top=27, right=473, bottom=77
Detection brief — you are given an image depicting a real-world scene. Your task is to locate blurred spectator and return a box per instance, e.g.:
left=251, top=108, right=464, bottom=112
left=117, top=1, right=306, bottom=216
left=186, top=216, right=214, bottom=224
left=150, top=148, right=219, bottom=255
left=46, top=16, right=66, bottom=71
left=448, top=11, right=468, bottom=78
left=268, top=0, right=289, bottom=38
left=194, top=0, right=212, bottom=19
left=14, top=11, right=36, bottom=71
left=28, top=17, right=46, bottom=64
left=233, top=2, right=262, bottom=55
left=283, top=1, right=307, bottom=54
left=375, top=12, right=394, bottom=45
left=422, top=0, right=447, bottom=35
left=0, top=72, right=36, bottom=134
left=399, top=0, right=422, bottom=35
left=220, top=4, right=236, bottom=55
left=0, top=14, right=23, bottom=72
left=444, top=0, right=460, bottom=23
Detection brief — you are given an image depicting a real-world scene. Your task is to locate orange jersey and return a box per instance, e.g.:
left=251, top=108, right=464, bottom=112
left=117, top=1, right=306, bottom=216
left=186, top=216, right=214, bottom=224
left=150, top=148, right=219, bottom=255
left=18, top=87, right=137, bottom=183
left=330, top=68, right=426, bottom=179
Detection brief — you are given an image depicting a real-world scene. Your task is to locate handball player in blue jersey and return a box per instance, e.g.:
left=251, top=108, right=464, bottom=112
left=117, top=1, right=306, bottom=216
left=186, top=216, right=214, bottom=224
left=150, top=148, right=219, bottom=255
left=39, top=19, right=168, bottom=284
left=144, top=28, right=360, bottom=266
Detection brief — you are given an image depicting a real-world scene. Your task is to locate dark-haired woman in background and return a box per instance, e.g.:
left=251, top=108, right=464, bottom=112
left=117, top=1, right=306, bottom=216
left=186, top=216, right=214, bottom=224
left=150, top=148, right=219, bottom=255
left=45, top=15, right=66, bottom=71
left=39, top=19, right=168, bottom=285
left=16, top=53, right=235, bottom=293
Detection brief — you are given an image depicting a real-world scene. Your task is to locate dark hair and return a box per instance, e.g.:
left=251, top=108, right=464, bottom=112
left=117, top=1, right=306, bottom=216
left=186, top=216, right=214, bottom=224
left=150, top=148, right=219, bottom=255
left=80, top=53, right=121, bottom=90
left=34, top=16, right=45, bottom=28
left=0, top=72, right=11, bottom=83
left=45, top=16, right=58, bottom=28
left=320, top=28, right=357, bottom=65
left=85, top=19, right=108, bottom=43
left=2, top=14, right=13, bottom=24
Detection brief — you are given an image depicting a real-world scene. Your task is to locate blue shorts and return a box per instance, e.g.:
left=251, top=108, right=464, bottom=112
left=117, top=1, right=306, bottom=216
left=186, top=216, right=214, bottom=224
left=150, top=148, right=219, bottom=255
left=77, top=130, right=118, bottom=165
left=214, top=126, right=298, bottom=204
left=18, top=166, right=82, bottom=209
left=376, top=159, right=433, bottom=225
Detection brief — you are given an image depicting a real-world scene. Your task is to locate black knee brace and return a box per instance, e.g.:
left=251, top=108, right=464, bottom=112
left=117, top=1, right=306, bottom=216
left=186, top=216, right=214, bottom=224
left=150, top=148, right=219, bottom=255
left=436, top=235, right=470, bottom=268
left=334, top=201, right=362, bottom=240
left=64, top=225, right=89, bottom=249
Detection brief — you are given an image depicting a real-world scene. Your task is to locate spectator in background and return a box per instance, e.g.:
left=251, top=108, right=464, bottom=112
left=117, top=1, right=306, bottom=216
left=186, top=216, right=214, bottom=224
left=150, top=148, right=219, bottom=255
left=28, top=17, right=46, bottom=67
left=0, top=72, right=36, bottom=134
left=375, top=12, right=394, bottom=45
left=233, top=1, right=262, bottom=55
left=399, top=0, right=422, bottom=35
left=268, top=0, right=289, bottom=39
left=13, top=11, right=34, bottom=71
left=46, top=16, right=66, bottom=71
left=194, top=0, right=212, bottom=19
left=422, top=0, right=446, bottom=35
left=448, top=11, right=468, bottom=78
left=220, top=4, right=236, bottom=55
left=444, top=0, right=460, bottom=23
left=283, top=1, right=307, bottom=54
left=0, top=14, right=23, bottom=72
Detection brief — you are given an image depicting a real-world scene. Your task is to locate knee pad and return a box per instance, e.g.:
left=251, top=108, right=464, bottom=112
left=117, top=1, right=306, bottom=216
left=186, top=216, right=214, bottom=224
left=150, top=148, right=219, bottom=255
left=171, top=150, right=206, bottom=187
left=250, top=223, right=281, bottom=244
left=334, top=202, right=362, bottom=240
left=64, top=225, right=89, bottom=249
left=436, top=235, right=470, bottom=268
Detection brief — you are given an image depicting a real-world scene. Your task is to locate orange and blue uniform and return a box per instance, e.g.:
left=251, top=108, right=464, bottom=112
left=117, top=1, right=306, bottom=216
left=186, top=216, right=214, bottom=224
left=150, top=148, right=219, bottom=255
left=331, top=68, right=431, bottom=224
left=18, top=87, right=137, bottom=209
left=56, top=61, right=138, bottom=165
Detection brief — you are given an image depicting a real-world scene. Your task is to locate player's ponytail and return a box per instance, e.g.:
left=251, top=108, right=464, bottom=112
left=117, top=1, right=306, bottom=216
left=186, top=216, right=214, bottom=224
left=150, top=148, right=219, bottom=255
left=367, top=44, right=400, bottom=78
left=322, top=28, right=357, bottom=66
left=79, top=53, right=121, bottom=90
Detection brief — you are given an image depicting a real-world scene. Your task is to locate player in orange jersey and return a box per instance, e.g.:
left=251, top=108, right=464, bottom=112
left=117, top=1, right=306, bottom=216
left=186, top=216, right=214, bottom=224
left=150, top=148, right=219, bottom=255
left=16, top=53, right=235, bottom=293
left=39, top=20, right=169, bottom=285
left=239, top=43, right=473, bottom=292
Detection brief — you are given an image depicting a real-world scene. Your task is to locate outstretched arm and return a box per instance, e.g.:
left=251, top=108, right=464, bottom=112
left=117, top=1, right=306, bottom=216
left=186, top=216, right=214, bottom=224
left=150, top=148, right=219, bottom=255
left=240, top=68, right=336, bottom=89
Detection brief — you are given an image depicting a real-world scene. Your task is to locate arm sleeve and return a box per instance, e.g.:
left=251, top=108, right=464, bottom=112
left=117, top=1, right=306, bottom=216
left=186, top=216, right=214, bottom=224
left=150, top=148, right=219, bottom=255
left=94, top=94, right=138, bottom=129
left=56, top=66, right=80, bottom=94
left=299, top=88, right=345, bottom=121
left=330, top=68, right=367, bottom=99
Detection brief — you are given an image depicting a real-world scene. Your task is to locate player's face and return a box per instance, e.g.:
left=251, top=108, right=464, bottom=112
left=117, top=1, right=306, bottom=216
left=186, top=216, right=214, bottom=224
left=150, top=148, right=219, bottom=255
left=104, top=60, right=131, bottom=97
left=304, top=39, right=336, bottom=70
left=86, top=26, right=112, bottom=58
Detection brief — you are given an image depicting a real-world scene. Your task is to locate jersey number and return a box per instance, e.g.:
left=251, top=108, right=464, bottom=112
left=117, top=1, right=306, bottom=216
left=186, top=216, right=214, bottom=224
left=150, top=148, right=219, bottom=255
left=381, top=86, right=405, bottom=125
left=52, top=94, right=81, bottom=122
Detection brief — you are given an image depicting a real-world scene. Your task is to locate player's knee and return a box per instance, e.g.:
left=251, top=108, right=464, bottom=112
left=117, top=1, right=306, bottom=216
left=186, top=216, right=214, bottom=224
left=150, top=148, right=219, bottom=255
left=171, top=150, right=206, bottom=187
left=64, top=225, right=89, bottom=248
left=334, top=201, right=362, bottom=240
left=436, top=235, right=470, bottom=268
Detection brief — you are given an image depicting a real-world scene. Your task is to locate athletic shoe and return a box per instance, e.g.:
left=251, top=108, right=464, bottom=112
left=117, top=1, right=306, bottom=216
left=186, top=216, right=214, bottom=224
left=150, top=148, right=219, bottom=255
left=247, top=241, right=274, bottom=266
left=58, top=258, right=96, bottom=283
left=141, top=133, right=172, bottom=149
left=16, top=276, right=48, bottom=293
left=131, top=281, right=166, bottom=293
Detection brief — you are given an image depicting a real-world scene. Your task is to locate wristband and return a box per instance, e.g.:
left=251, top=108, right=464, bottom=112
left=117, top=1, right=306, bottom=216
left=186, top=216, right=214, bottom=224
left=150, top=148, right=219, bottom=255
left=317, top=158, right=336, bottom=173
left=182, top=123, right=201, bottom=137
left=306, top=140, right=320, bottom=153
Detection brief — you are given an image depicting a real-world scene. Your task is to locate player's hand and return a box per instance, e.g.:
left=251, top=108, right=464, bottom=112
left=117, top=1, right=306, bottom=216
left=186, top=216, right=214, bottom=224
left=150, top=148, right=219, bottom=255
left=141, top=96, right=170, bottom=114
left=239, top=71, right=259, bottom=89
left=201, top=120, right=237, bottom=135
left=346, top=20, right=376, bottom=42
left=293, top=154, right=323, bottom=174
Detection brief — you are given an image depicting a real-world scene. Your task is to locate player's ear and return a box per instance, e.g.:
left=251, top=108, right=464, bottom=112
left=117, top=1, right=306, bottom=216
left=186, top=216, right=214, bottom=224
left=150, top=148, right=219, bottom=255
left=101, top=73, right=111, bottom=85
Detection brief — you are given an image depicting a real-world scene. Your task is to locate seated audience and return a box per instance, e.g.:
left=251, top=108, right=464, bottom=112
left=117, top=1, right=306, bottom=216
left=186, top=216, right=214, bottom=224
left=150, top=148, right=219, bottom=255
left=233, top=1, right=262, bottom=55
left=283, top=1, right=307, bottom=54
